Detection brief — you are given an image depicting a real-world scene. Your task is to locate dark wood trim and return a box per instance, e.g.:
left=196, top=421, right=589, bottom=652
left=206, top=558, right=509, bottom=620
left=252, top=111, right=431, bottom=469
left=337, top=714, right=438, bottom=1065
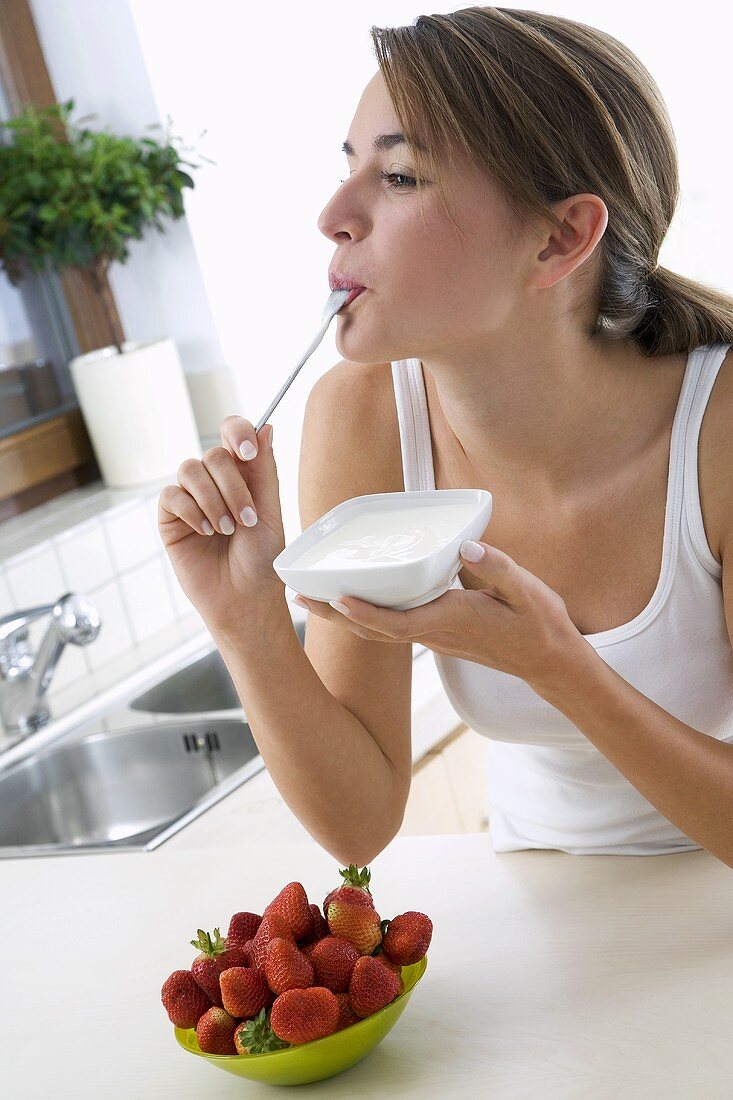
left=0, top=0, right=131, bottom=514
left=0, top=409, right=97, bottom=514
left=0, top=0, right=124, bottom=353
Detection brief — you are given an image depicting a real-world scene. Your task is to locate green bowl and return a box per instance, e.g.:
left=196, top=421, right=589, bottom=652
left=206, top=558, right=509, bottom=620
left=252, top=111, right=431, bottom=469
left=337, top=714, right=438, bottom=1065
left=174, top=955, right=427, bottom=1086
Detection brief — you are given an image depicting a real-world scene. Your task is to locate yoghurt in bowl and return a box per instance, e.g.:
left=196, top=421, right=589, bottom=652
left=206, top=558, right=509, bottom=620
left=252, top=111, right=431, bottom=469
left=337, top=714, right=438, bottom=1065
left=273, top=489, right=492, bottom=610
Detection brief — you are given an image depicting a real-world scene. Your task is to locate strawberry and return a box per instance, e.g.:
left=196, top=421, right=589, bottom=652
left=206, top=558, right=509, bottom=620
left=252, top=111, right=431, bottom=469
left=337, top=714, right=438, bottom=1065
left=382, top=912, right=433, bottom=965
left=270, top=986, right=340, bottom=1045
left=219, top=965, right=273, bottom=1018
left=372, top=951, right=404, bottom=992
left=249, top=911, right=293, bottom=971
left=322, top=864, right=374, bottom=919
left=226, top=911, right=262, bottom=950
left=195, top=1006, right=238, bottom=1055
left=190, top=928, right=247, bottom=1006
left=234, top=1008, right=290, bottom=1054
left=309, top=935, right=360, bottom=993
left=301, top=939, right=319, bottom=961
left=299, top=903, right=329, bottom=946
left=349, top=955, right=402, bottom=1018
left=264, top=882, right=313, bottom=941
left=161, top=969, right=212, bottom=1028
left=264, top=937, right=315, bottom=995
left=334, top=991, right=361, bottom=1032
left=327, top=896, right=382, bottom=955
left=373, top=951, right=401, bottom=973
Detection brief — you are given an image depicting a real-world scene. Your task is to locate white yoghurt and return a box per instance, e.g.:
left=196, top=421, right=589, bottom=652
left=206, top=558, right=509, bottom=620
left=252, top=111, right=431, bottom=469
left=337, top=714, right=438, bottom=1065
left=292, top=503, right=477, bottom=568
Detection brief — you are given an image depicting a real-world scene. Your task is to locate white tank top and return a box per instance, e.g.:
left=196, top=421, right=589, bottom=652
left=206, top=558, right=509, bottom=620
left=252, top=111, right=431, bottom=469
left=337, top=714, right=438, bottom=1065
left=391, top=343, right=733, bottom=855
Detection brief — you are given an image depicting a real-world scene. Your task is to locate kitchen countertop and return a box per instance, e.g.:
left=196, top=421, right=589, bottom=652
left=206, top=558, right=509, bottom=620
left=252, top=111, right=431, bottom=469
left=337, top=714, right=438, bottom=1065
left=3, top=829, right=733, bottom=1097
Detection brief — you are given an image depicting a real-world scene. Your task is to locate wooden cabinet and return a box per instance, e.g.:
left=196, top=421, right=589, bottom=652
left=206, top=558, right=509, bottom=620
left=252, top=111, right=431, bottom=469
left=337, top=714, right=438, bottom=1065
left=398, top=725, right=490, bottom=836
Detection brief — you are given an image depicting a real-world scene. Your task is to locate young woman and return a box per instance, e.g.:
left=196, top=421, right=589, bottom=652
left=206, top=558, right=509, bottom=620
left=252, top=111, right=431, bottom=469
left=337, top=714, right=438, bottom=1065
left=158, top=9, right=733, bottom=867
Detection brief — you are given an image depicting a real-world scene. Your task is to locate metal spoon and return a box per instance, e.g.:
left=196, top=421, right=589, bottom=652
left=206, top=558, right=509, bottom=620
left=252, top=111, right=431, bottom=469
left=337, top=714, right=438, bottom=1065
left=255, top=288, right=350, bottom=432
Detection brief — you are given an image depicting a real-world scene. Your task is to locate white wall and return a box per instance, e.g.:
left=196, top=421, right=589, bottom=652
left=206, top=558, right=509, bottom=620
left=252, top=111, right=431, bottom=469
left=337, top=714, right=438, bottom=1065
left=127, top=0, right=406, bottom=542
left=28, top=0, right=234, bottom=435
left=28, top=0, right=733, bottom=542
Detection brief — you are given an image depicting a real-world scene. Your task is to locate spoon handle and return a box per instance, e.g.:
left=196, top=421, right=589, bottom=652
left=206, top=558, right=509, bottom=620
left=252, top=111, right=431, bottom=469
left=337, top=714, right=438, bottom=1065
left=255, top=288, right=349, bottom=432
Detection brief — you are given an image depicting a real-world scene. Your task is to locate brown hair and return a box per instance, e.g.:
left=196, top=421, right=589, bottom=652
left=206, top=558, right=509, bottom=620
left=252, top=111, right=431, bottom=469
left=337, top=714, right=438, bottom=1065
left=369, top=7, right=733, bottom=356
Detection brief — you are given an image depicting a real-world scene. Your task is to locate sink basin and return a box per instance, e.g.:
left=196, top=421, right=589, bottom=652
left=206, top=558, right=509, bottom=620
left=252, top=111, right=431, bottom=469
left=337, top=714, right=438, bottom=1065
left=0, top=717, right=264, bottom=858
left=128, top=616, right=307, bottom=714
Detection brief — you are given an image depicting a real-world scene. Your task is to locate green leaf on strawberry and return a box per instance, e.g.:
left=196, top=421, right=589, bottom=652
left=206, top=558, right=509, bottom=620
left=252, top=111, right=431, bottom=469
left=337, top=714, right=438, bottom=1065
left=190, top=927, right=227, bottom=957
left=234, top=1007, right=290, bottom=1054
left=339, top=864, right=372, bottom=894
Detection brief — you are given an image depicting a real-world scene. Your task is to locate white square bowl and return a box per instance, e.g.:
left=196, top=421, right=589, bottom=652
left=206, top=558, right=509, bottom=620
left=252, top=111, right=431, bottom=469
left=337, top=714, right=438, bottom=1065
left=273, top=488, right=493, bottom=611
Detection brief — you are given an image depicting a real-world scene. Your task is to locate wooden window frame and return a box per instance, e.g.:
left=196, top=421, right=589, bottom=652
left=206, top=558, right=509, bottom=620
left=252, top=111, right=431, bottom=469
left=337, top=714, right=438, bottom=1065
left=0, top=0, right=126, bottom=519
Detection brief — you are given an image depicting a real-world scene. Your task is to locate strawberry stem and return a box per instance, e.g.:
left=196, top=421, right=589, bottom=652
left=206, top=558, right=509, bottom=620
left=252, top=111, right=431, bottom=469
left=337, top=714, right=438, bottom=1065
left=189, top=927, right=227, bottom=957
left=339, top=863, right=373, bottom=895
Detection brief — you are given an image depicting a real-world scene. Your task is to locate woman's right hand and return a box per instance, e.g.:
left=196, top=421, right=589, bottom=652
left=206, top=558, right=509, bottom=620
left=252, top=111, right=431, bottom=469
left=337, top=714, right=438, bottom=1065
left=157, top=416, right=287, bottom=629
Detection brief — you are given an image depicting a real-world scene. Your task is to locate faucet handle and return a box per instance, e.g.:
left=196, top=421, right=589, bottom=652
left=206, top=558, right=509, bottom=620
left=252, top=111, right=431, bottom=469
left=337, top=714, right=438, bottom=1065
left=0, top=592, right=100, bottom=652
left=0, top=603, right=56, bottom=647
left=0, top=594, right=100, bottom=735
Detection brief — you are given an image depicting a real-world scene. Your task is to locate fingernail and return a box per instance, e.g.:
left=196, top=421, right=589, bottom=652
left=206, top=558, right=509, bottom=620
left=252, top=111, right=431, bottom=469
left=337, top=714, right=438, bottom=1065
left=220, top=515, right=235, bottom=535
left=267, top=424, right=274, bottom=448
left=329, top=600, right=351, bottom=616
left=460, top=540, right=485, bottom=561
left=240, top=440, right=257, bottom=460
left=202, top=519, right=214, bottom=536
left=240, top=506, right=257, bottom=527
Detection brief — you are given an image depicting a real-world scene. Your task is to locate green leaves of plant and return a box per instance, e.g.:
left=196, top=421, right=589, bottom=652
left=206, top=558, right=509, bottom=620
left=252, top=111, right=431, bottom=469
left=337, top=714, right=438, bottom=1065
left=0, top=99, right=205, bottom=285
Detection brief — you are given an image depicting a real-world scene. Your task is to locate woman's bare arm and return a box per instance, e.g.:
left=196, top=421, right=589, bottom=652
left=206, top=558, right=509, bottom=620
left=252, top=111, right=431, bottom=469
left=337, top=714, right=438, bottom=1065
left=209, top=361, right=412, bottom=865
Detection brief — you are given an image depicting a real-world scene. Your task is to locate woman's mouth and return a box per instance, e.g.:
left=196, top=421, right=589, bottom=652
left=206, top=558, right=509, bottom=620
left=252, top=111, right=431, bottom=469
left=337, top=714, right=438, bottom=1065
left=329, top=272, right=368, bottom=308
left=342, top=287, right=367, bottom=307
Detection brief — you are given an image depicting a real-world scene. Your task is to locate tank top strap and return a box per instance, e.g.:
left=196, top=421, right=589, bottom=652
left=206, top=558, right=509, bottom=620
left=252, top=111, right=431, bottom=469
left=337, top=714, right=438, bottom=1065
left=681, top=342, right=731, bottom=576
left=390, top=358, right=436, bottom=491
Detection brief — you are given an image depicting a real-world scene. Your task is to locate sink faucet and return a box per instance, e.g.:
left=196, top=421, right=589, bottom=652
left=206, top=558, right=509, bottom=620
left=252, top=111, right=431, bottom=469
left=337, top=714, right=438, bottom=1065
left=0, top=593, right=101, bottom=741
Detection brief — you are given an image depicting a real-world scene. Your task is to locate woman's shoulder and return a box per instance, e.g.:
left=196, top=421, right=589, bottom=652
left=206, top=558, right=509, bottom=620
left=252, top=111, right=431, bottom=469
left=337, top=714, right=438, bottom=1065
left=299, top=361, right=405, bottom=527
left=306, top=360, right=403, bottom=463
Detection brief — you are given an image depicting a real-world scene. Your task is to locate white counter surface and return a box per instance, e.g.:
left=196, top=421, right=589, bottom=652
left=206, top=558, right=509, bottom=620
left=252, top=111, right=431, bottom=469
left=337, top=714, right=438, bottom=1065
left=3, top=827, right=733, bottom=1098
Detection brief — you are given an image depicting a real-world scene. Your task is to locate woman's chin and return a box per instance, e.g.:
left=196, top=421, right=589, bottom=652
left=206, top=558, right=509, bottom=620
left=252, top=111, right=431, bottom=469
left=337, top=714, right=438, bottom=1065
left=335, top=328, right=415, bottom=366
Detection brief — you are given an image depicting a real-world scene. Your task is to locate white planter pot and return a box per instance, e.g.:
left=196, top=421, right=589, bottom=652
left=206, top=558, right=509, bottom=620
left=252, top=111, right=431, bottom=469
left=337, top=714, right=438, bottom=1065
left=68, top=337, right=203, bottom=488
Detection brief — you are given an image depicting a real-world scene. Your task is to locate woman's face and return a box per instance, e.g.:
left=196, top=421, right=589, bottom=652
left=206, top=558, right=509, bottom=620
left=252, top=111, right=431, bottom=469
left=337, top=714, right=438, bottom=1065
left=317, top=70, right=529, bottom=365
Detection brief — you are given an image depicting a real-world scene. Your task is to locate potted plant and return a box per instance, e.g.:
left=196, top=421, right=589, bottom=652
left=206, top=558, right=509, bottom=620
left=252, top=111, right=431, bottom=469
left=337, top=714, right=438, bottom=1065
left=0, top=98, right=212, bottom=488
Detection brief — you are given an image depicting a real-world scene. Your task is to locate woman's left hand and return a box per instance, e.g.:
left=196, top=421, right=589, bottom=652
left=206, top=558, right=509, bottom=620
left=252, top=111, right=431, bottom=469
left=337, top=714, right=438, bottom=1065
left=292, top=539, right=585, bottom=693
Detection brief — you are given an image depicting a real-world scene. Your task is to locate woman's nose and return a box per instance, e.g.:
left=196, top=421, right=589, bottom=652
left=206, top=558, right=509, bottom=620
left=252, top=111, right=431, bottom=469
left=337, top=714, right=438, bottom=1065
left=317, top=180, right=364, bottom=241
left=317, top=191, right=344, bottom=240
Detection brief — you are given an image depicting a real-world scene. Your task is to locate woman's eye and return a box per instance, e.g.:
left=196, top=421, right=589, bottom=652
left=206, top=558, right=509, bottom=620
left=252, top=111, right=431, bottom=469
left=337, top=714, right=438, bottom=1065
left=380, top=171, right=417, bottom=190
left=338, top=171, right=418, bottom=191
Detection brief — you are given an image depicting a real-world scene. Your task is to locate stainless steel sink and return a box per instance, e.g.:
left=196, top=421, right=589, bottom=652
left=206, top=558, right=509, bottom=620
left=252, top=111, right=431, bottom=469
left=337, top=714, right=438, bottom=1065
left=128, top=617, right=307, bottom=714
left=0, top=717, right=264, bottom=858
left=0, top=611, right=309, bottom=858
left=129, top=648, right=241, bottom=713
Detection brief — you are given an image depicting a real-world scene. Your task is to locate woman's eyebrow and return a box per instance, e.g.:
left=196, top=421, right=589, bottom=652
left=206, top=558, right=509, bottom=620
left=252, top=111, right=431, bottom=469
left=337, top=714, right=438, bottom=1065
left=341, top=133, right=426, bottom=155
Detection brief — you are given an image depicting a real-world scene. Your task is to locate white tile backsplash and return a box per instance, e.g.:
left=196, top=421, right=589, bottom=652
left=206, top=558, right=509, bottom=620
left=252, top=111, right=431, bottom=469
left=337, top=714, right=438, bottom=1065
left=102, top=500, right=159, bottom=572
left=82, top=577, right=135, bottom=672
left=55, top=518, right=115, bottom=592
left=0, top=570, right=13, bottom=618
left=50, top=637, right=92, bottom=691
left=118, top=556, right=177, bottom=644
left=4, top=543, right=67, bottom=607
left=0, top=479, right=195, bottom=734
left=144, top=492, right=161, bottom=534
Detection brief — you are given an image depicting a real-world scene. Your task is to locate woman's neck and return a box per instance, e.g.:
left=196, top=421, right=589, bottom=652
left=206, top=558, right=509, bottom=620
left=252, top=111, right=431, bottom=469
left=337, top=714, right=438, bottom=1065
left=420, top=334, right=687, bottom=496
